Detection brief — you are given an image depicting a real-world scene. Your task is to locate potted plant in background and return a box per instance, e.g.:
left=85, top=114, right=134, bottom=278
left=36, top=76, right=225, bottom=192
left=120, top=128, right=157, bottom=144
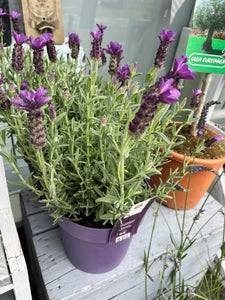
left=149, top=70, right=225, bottom=210
left=0, top=11, right=224, bottom=273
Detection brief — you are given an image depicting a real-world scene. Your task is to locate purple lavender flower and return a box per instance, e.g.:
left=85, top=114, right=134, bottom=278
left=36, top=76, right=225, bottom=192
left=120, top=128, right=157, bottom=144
left=0, top=9, right=6, bottom=33
left=20, top=80, right=30, bottom=90
left=97, top=24, right=107, bottom=33
left=68, top=33, right=81, bottom=59
left=30, top=36, right=47, bottom=74
left=167, top=56, right=195, bottom=88
left=49, top=103, right=56, bottom=120
left=41, top=33, right=57, bottom=62
left=154, top=28, right=176, bottom=68
left=205, top=135, right=223, bottom=148
left=9, top=11, right=21, bottom=34
left=116, top=64, right=130, bottom=87
left=129, top=78, right=180, bottom=135
left=12, top=87, right=51, bottom=111
left=96, top=24, right=107, bottom=44
left=12, top=32, right=29, bottom=72
left=90, top=30, right=102, bottom=60
left=190, top=89, right=202, bottom=109
left=197, top=101, right=221, bottom=136
left=12, top=87, right=52, bottom=149
left=105, top=41, right=123, bottom=75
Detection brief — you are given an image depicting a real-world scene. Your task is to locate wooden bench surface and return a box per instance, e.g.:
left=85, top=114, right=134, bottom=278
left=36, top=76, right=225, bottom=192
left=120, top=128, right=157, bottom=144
left=20, top=189, right=225, bottom=300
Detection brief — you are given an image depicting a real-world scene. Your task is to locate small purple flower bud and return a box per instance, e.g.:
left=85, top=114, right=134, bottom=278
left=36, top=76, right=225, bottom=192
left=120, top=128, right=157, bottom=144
left=63, top=90, right=69, bottom=99
left=101, top=48, right=107, bottom=65
left=50, top=103, right=56, bottom=120
left=190, top=89, right=202, bottom=109
left=205, top=135, right=223, bottom=148
left=131, top=62, right=138, bottom=74
left=0, top=43, right=4, bottom=53
left=82, top=54, right=86, bottom=63
left=50, top=72, right=55, bottom=84
left=9, top=81, right=15, bottom=91
left=112, top=76, right=117, bottom=86
left=20, top=80, right=30, bottom=90
left=82, top=67, right=87, bottom=77
left=101, top=117, right=106, bottom=127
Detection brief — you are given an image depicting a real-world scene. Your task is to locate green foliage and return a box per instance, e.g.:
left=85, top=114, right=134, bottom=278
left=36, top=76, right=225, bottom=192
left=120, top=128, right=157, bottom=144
left=0, top=34, right=193, bottom=226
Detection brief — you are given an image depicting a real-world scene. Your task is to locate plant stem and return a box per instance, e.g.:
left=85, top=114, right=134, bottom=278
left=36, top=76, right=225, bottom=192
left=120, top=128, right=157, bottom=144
left=190, top=73, right=212, bottom=136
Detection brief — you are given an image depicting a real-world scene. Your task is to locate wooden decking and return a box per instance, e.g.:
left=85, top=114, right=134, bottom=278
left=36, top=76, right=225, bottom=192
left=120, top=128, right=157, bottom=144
left=20, top=187, right=225, bottom=300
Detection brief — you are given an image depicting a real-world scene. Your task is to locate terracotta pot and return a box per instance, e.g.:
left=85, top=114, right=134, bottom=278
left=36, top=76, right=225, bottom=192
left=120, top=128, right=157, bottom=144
left=150, top=126, right=225, bottom=210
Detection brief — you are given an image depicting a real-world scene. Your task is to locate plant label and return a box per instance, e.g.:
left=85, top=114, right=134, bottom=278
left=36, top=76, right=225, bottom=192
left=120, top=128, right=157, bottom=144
left=109, top=197, right=157, bottom=244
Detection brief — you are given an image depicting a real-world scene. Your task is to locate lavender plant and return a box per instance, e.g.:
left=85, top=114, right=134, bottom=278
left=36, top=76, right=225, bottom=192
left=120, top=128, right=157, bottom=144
left=0, top=11, right=222, bottom=225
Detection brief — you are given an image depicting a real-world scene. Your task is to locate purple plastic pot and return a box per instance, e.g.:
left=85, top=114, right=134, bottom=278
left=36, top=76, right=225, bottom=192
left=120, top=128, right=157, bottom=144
left=58, top=217, right=132, bottom=273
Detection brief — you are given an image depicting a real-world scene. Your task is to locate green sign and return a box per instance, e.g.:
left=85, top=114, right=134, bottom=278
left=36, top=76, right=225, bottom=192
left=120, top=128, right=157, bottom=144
left=185, top=0, right=225, bottom=74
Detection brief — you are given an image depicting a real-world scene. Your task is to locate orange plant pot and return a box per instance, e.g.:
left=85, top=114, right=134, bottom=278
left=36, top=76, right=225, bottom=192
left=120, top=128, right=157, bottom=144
left=152, top=151, right=225, bottom=210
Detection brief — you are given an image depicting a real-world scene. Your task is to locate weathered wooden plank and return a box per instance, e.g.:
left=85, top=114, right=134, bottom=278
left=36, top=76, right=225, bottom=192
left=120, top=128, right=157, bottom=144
left=0, top=236, right=13, bottom=295
left=28, top=211, right=57, bottom=236
left=0, top=154, right=32, bottom=300
left=26, top=193, right=224, bottom=299
left=20, top=189, right=43, bottom=216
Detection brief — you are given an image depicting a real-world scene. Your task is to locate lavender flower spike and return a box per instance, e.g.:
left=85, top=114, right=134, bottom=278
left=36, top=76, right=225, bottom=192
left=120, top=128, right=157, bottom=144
left=154, top=28, right=176, bottom=68
left=90, top=30, right=102, bottom=60
left=129, top=78, right=180, bottom=136
left=9, top=11, right=21, bottom=34
left=105, top=41, right=123, bottom=75
left=197, top=101, right=221, bottom=136
left=12, top=32, right=29, bottom=72
left=30, top=36, right=47, bottom=74
left=68, top=33, right=81, bottom=59
left=205, top=135, right=223, bottom=148
left=41, top=33, right=57, bottom=62
left=12, top=87, right=52, bottom=149
left=190, top=89, right=202, bottom=109
left=116, top=64, right=130, bottom=87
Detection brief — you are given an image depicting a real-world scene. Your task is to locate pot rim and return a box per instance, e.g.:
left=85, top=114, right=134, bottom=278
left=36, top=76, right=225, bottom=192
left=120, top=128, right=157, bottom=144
left=170, top=122, right=225, bottom=165
left=59, top=216, right=112, bottom=232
